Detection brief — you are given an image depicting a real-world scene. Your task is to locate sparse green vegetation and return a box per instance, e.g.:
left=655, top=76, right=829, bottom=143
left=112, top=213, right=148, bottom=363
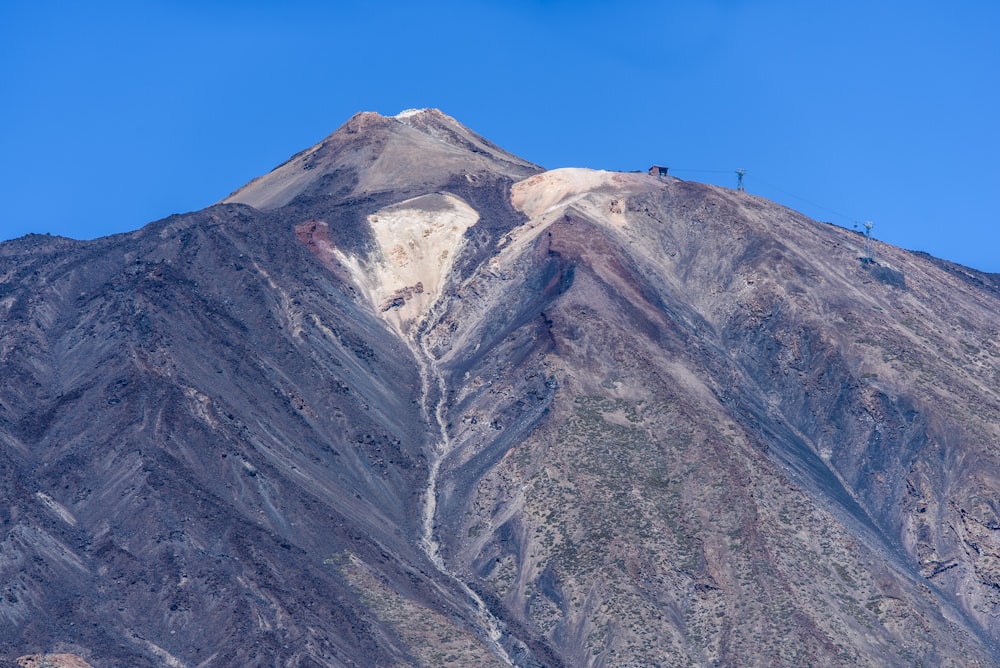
left=336, top=554, right=505, bottom=667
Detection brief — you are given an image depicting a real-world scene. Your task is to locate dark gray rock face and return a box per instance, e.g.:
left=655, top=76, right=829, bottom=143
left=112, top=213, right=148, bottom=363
left=2, top=110, right=1000, bottom=667
left=1, top=208, right=440, bottom=666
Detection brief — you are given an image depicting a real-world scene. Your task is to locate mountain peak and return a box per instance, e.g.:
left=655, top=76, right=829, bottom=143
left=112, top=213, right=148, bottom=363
left=7, top=109, right=1000, bottom=666
left=223, top=108, right=540, bottom=211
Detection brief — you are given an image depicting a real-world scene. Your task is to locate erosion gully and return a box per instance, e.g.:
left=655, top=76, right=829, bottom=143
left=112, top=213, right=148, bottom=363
left=409, top=316, right=516, bottom=667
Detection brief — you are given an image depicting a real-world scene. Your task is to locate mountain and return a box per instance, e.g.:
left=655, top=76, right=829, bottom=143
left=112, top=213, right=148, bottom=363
left=2, top=109, right=999, bottom=667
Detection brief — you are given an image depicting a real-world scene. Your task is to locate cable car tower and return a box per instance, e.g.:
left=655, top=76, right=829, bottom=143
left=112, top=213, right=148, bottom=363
left=862, top=221, right=875, bottom=264
left=736, top=168, right=746, bottom=192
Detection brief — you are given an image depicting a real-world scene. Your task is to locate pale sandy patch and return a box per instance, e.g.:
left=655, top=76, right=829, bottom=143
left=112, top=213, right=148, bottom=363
left=511, top=168, right=654, bottom=219
left=17, top=655, right=93, bottom=668
left=334, top=192, right=478, bottom=334
left=498, top=168, right=662, bottom=266
left=34, top=492, right=77, bottom=526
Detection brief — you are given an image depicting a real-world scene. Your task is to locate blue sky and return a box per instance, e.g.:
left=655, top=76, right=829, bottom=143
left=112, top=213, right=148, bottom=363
left=2, top=1, right=998, bottom=272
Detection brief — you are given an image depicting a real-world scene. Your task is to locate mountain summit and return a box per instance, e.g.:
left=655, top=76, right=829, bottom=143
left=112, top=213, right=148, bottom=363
left=2, top=110, right=1000, bottom=667
left=224, top=108, right=539, bottom=210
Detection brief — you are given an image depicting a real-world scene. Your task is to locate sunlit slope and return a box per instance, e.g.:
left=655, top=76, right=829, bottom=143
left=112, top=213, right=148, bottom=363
left=2, top=110, right=999, bottom=667
left=417, top=167, right=1000, bottom=666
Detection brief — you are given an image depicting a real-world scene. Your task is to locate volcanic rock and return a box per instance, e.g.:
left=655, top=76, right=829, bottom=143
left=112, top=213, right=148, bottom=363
left=2, top=109, right=999, bottom=666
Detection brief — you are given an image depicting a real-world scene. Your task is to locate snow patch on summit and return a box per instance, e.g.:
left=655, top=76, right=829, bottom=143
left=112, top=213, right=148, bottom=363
left=395, top=108, right=428, bottom=119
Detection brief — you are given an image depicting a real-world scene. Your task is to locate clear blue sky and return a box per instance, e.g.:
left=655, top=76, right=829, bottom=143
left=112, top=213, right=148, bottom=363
left=2, top=1, right=998, bottom=272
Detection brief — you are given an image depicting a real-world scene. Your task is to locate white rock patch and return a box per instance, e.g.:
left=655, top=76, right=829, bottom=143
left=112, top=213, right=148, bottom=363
left=501, top=168, right=661, bottom=261
left=335, top=192, right=479, bottom=334
left=512, top=167, right=618, bottom=218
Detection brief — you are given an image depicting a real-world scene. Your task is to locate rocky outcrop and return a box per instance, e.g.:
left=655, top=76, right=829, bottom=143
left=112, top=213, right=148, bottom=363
left=2, top=110, right=999, bottom=666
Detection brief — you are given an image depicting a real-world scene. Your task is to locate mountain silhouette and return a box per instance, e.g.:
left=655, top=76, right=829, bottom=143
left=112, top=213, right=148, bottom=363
left=2, top=109, right=999, bottom=667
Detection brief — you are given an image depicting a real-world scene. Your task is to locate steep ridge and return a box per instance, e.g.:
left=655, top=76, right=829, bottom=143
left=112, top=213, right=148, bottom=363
left=2, top=110, right=1000, bottom=666
left=416, top=167, right=1000, bottom=665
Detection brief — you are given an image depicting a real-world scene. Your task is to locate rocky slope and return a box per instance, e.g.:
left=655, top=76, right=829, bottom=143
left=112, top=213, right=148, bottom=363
left=2, top=109, right=999, bottom=666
